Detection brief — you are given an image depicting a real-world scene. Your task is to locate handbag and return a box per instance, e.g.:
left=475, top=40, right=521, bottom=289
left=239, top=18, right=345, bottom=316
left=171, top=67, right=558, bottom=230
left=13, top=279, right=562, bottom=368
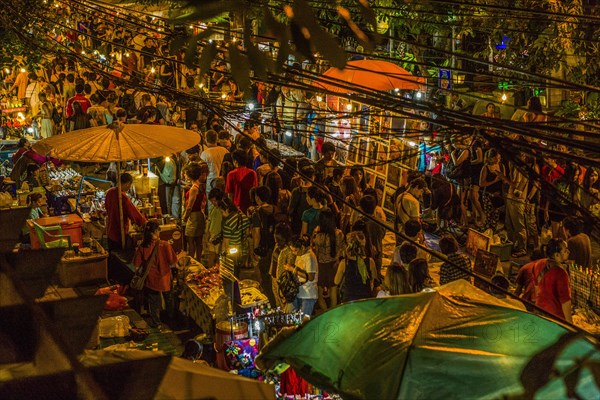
left=130, top=243, right=159, bottom=291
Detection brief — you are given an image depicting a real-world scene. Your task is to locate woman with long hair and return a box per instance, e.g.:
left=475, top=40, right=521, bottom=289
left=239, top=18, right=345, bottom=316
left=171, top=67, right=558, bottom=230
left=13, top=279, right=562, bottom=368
left=182, top=162, right=208, bottom=260
left=132, top=220, right=177, bottom=328
left=284, top=235, right=318, bottom=316
left=523, top=96, right=547, bottom=123
left=376, top=263, right=410, bottom=297
left=479, top=148, right=510, bottom=232
left=312, top=209, right=344, bottom=311
left=335, top=229, right=377, bottom=303
left=581, top=166, right=600, bottom=213
left=408, top=258, right=436, bottom=293
left=265, top=170, right=291, bottom=223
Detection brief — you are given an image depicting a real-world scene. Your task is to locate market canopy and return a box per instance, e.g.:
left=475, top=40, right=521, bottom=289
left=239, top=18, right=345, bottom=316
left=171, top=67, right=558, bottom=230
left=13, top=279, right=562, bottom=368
left=257, top=280, right=600, bottom=399
left=313, top=59, right=425, bottom=94
left=33, top=123, right=200, bottom=162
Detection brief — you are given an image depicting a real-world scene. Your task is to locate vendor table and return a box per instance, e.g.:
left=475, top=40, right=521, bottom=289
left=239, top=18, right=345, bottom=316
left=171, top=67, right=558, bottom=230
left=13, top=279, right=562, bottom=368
left=58, top=244, right=108, bottom=287
left=180, top=282, right=220, bottom=336
left=27, top=213, right=83, bottom=249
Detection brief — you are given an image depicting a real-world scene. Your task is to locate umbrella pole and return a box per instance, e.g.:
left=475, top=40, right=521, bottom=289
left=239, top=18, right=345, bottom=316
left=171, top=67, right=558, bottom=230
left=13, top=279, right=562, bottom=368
left=117, top=162, right=126, bottom=249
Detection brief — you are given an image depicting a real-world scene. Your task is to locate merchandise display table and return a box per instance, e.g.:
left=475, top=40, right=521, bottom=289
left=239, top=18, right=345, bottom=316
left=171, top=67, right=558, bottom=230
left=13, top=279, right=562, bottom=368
left=58, top=244, right=108, bottom=287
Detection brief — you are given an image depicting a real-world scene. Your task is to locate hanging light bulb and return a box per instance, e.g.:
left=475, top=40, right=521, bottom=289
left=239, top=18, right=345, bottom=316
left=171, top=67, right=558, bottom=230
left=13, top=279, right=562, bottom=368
left=345, top=103, right=352, bottom=111
left=165, top=156, right=171, bottom=162
left=501, top=93, right=507, bottom=102
left=221, top=93, right=227, bottom=99
left=316, top=95, right=323, bottom=102
left=151, top=67, right=156, bottom=74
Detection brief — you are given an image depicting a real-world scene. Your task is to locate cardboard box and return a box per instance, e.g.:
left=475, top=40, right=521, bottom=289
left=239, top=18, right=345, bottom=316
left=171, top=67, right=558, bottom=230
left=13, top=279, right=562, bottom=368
left=58, top=250, right=108, bottom=287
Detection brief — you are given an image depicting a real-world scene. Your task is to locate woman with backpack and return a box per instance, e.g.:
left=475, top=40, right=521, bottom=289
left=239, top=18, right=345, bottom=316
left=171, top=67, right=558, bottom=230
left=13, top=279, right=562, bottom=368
left=272, top=223, right=295, bottom=309
left=335, top=229, right=377, bottom=303
left=284, top=235, right=318, bottom=317
left=312, top=209, right=344, bottom=311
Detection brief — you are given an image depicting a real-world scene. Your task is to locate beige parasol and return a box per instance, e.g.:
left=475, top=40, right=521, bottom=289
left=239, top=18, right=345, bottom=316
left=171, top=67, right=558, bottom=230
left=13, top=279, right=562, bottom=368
left=33, top=123, right=200, bottom=162
left=33, top=122, right=200, bottom=247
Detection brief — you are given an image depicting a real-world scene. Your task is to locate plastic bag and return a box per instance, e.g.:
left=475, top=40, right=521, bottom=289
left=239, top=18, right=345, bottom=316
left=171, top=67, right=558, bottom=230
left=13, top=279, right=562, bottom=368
left=99, top=315, right=131, bottom=338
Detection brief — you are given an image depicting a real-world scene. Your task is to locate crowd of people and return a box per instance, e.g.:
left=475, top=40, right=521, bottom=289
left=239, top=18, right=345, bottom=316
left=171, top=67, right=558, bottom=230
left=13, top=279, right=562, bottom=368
left=1, top=7, right=596, bottom=328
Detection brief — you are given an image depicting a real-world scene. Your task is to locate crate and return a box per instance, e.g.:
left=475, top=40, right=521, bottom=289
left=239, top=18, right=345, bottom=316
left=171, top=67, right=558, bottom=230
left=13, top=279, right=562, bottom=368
left=489, top=241, right=513, bottom=262
left=58, top=249, right=108, bottom=287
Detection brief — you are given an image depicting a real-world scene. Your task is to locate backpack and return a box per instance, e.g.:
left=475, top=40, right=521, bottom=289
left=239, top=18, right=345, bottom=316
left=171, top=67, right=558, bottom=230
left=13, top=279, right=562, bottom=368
left=278, top=270, right=300, bottom=303
left=253, top=207, right=275, bottom=257
left=119, top=91, right=137, bottom=117
left=446, top=151, right=469, bottom=180
left=51, top=106, right=62, bottom=124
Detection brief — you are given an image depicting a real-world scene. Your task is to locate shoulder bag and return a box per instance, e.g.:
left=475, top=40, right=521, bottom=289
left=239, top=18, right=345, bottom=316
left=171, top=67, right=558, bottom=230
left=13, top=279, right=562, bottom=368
left=130, top=243, right=160, bottom=291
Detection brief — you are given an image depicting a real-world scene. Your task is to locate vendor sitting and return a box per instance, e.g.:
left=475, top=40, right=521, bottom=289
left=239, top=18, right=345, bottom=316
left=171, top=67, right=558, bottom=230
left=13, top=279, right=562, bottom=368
left=27, top=192, right=46, bottom=219
left=25, top=163, right=42, bottom=189
left=105, top=172, right=147, bottom=251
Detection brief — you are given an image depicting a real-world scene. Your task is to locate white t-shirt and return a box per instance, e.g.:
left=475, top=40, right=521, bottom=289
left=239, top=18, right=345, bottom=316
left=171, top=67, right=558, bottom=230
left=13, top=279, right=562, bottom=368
left=200, top=146, right=229, bottom=189
left=395, top=192, right=420, bottom=225
left=296, top=251, right=318, bottom=299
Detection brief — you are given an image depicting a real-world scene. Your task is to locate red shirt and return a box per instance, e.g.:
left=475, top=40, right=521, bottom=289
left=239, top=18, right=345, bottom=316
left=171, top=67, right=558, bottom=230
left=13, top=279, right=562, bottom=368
left=515, top=261, right=536, bottom=302
left=533, top=259, right=571, bottom=320
left=65, top=94, right=92, bottom=118
left=104, top=187, right=147, bottom=243
left=541, top=165, right=564, bottom=184
left=133, top=240, right=176, bottom=292
left=225, top=166, right=257, bottom=213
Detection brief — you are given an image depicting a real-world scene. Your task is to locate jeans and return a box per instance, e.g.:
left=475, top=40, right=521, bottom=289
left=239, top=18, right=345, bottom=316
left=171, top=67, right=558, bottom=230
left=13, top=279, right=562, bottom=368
left=145, top=287, right=171, bottom=327
left=166, top=185, right=181, bottom=218
left=292, top=297, right=317, bottom=317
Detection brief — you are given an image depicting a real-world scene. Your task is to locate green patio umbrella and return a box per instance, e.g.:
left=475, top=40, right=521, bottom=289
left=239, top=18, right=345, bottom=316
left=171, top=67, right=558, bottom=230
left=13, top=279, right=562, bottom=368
left=257, top=280, right=600, bottom=399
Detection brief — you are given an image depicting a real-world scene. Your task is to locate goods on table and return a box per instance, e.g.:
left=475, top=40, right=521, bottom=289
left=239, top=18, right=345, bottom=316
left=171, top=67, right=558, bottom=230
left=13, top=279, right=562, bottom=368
left=186, top=266, right=222, bottom=298
left=240, top=287, right=268, bottom=307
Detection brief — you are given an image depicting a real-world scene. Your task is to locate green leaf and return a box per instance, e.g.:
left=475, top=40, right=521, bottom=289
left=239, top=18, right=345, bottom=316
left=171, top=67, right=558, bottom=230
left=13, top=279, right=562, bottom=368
left=228, top=44, right=252, bottom=100
left=290, top=21, right=315, bottom=63
left=263, top=6, right=288, bottom=42
left=519, top=332, right=580, bottom=398
left=172, top=0, right=240, bottom=23
left=356, top=0, right=377, bottom=30
left=563, top=367, right=583, bottom=400
left=169, top=34, right=189, bottom=56
left=184, top=29, right=214, bottom=67
left=197, top=41, right=217, bottom=78
left=243, top=23, right=270, bottom=81
left=292, top=0, right=346, bottom=69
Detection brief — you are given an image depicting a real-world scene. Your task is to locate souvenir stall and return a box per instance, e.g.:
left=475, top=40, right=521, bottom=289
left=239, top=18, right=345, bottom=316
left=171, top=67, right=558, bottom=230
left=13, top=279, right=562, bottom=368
left=313, top=60, right=427, bottom=216
left=322, top=94, right=425, bottom=215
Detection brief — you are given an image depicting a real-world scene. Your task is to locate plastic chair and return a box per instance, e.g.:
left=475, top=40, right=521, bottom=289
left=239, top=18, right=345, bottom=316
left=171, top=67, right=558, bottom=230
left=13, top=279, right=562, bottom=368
left=32, top=221, right=71, bottom=249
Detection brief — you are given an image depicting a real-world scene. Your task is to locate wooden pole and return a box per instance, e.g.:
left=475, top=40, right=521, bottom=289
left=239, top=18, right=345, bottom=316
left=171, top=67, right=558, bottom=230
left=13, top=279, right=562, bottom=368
left=117, top=162, right=125, bottom=249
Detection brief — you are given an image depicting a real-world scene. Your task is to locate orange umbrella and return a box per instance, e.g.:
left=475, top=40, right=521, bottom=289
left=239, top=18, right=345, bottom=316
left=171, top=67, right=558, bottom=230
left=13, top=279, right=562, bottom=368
left=313, top=59, right=425, bottom=94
